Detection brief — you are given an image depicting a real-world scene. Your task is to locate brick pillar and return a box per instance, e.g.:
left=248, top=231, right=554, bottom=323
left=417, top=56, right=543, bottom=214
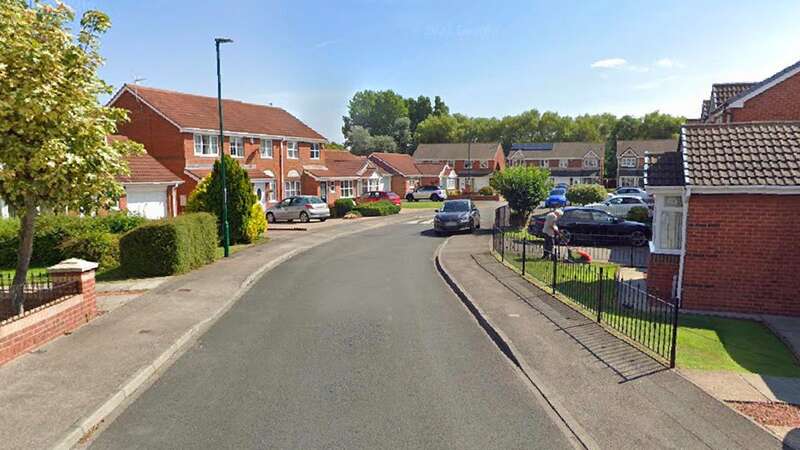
left=47, top=258, right=98, bottom=322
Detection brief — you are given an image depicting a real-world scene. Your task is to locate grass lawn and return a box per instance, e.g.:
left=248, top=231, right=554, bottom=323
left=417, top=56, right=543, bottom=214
left=496, top=250, right=800, bottom=377
left=401, top=200, right=443, bottom=210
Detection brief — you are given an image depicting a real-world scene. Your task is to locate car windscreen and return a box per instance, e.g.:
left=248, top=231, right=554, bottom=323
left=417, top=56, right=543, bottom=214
left=308, top=197, right=324, bottom=204
left=550, top=189, right=565, bottom=195
left=441, top=202, right=469, bottom=212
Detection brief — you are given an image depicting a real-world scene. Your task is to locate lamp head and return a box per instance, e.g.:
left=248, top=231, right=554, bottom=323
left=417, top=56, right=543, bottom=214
left=215, top=37, right=233, bottom=44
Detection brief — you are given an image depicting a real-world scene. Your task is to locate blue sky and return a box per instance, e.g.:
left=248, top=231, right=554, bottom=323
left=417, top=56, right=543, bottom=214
left=77, top=0, right=800, bottom=142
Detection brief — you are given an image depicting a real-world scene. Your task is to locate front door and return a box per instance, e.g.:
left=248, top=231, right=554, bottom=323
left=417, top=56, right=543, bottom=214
left=320, top=182, right=328, bottom=202
left=253, top=182, right=266, bottom=209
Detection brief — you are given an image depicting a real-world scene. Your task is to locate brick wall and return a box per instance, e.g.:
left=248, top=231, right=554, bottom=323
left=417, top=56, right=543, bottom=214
left=647, top=253, right=680, bottom=301
left=0, top=268, right=97, bottom=366
left=730, top=72, right=800, bottom=122
left=681, top=194, right=800, bottom=316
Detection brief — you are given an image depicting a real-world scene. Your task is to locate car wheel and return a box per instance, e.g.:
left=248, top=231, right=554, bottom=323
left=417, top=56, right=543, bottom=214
left=430, top=194, right=440, bottom=201
left=406, top=194, right=414, bottom=202
left=266, top=212, right=275, bottom=223
left=299, top=212, right=310, bottom=223
left=319, top=218, right=327, bottom=222
left=630, top=231, right=647, bottom=247
left=469, top=219, right=475, bottom=233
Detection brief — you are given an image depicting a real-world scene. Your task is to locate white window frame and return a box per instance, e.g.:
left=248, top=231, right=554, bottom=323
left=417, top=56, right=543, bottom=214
left=266, top=180, right=276, bottom=202
left=329, top=181, right=336, bottom=193
left=464, top=160, right=473, bottom=169
left=193, top=134, right=219, bottom=156
left=340, top=180, right=354, bottom=198
left=284, top=180, right=300, bottom=198
left=230, top=136, right=244, bottom=158
left=653, top=192, right=684, bottom=254
left=583, top=158, right=598, bottom=168
left=287, top=141, right=299, bottom=159
left=310, top=143, right=321, bottom=160
left=620, top=157, right=637, bottom=168
left=447, top=160, right=455, bottom=167
left=366, top=178, right=379, bottom=192
left=559, top=159, right=568, bottom=168
left=260, top=139, right=273, bottom=159
left=479, top=160, right=489, bottom=169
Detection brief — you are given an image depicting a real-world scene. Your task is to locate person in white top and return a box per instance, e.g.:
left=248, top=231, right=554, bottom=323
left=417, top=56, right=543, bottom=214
left=543, top=209, right=563, bottom=260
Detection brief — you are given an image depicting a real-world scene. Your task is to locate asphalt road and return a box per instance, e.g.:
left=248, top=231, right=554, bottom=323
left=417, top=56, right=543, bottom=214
left=90, top=213, right=574, bottom=449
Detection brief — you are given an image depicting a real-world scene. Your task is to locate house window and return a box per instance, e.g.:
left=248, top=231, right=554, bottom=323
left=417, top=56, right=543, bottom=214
left=464, top=160, right=473, bottom=169
left=266, top=180, right=276, bottom=202
left=447, top=160, right=455, bottom=167
left=621, top=157, right=637, bottom=168
left=366, top=178, right=379, bottom=192
left=260, top=139, right=273, bottom=159
left=480, top=160, right=489, bottom=169
left=193, top=134, right=219, bottom=156
left=341, top=180, right=354, bottom=198
left=446, top=178, right=456, bottom=189
left=329, top=182, right=336, bottom=193
left=287, top=141, right=299, bottom=159
left=559, top=159, right=568, bottom=168
left=284, top=180, right=300, bottom=197
left=584, top=158, right=598, bottom=168
left=655, top=194, right=684, bottom=252
left=310, top=143, right=320, bottom=159
left=230, top=136, right=244, bottom=158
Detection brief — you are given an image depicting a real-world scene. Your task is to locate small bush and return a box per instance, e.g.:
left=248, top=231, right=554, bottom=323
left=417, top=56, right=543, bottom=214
left=478, top=186, right=494, bottom=196
left=59, top=230, right=120, bottom=269
left=97, top=211, right=147, bottom=234
left=566, top=184, right=607, bottom=205
left=446, top=189, right=461, bottom=197
left=244, top=203, right=267, bottom=243
left=627, top=206, right=651, bottom=224
left=119, top=213, right=217, bottom=277
left=355, top=200, right=400, bottom=217
left=334, top=198, right=356, bottom=217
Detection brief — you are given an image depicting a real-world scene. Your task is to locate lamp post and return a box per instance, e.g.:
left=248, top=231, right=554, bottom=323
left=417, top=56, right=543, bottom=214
left=215, top=37, right=233, bottom=257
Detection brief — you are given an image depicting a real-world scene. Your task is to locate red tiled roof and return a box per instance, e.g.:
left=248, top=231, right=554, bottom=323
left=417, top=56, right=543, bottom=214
left=304, top=160, right=386, bottom=180
left=119, top=153, right=183, bottom=184
left=118, top=84, right=326, bottom=141
left=324, top=150, right=362, bottom=161
left=184, top=167, right=275, bottom=181
left=368, top=153, right=422, bottom=177
left=416, top=162, right=448, bottom=177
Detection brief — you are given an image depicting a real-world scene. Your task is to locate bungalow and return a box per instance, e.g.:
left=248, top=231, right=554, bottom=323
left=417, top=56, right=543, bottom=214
left=646, top=122, right=800, bottom=316
left=615, top=139, right=678, bottom=188
left=367, top=152, right=423, bottom=196
left=412, top=143, right=505, bottom=192
left=302, top=158, right=391, bottom=204
left=507, top=142, right=604, bottom=186
left=108, top=84, right=328, bottom=212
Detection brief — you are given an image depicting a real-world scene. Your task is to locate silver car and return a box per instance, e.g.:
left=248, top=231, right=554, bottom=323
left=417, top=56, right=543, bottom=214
left=266, top=196, right=330, bottom=223
left=405, top=185, right=447, bottom=202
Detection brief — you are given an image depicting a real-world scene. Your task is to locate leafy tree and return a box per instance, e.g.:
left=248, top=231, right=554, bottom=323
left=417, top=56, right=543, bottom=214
left=415, top=114, right=463, bottom=143
left=347, top=125, right=373, bottom=155
left=326, top=141, right=345, bottom=150
left=406, top=95, right=433, bottom=131
left=370, top=135, right=397, bottom=153
left=489, top=167, right=551, bottom=223
left=392, top=117, right=412, bottom=153
left=0, top=2, right=142, bottom=313
left=566, top=184, right=607, bottom=205
left=188, top=155, right=257, bottom=244
left=343, top=89, right=408, bottom=137
left=433, top=95, right=450, bottom=116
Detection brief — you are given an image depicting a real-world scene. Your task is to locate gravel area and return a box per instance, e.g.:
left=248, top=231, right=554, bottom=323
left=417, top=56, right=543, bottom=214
left=730, top=401, right=800, bottom=427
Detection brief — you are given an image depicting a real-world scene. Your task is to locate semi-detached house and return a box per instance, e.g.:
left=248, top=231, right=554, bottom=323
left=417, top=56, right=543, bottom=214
left=506, top=142, right=603, bottom=186
left=615, top=139, right=678, bottom=188
left=412, top=143, right=505, bottom=192
left=109, top=84, right=328, bottom=212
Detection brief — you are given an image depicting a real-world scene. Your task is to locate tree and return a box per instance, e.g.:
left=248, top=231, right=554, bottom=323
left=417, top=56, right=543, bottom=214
left=326, top=141, right=345, bottom=150
left=343, top=89, right=408, bottom=137
left=433, top=95, right=450, bottom=116
left=391, top=117, right=412, bottom=153
left=187, top=155, right=257, bottom=244
left=415, top=114, right=462, bottom=143
left=490, top=167, right=551, bottom=224
left=406, top=95, right=433, bottom=131
left=0, top=2, right=142, bottom=313
left=347, top=126, right=373, bottom=155
left=566, top=184, right=607, bottom=205
left=370, top=135, right=397, bottom=153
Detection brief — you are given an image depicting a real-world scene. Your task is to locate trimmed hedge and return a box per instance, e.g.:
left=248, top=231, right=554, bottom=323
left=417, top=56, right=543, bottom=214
left=119, top=213, right=217, bottom=277
left=565, top=184, right=607, bottom=205
left=59, top=230, right=120, bottom=269
left=627, top=206, right=652, bottom=224
left=478, top=186, right=494, bottom=195
left=333, top=198, right=356, bottom=217
left=354, top=200, right=400, bottom=217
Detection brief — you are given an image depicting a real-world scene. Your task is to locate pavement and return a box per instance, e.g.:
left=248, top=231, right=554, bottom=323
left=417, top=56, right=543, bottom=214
left=437, top=231, right=786, bottom=449
left=87, top=214, right=576, bottom=449
left=0, top=211, right=439, bottom=450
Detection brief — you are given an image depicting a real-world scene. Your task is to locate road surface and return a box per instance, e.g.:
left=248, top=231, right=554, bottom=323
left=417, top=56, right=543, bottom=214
left=90, top=215, right=574, bottom=449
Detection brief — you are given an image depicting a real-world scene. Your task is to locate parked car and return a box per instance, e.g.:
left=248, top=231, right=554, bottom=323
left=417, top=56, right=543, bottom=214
left=586, top=195, right=652, bottom=218
left=528, top=207, right=651, bottom=246
left=434, top=199, right=480, bottom=235
left=265, top=196, right=330, bottom=223
left=406, top=185, right=447, bottom=202
left=358, top=191, right=401, bottom=206
left=607, top=187, right=652, bottom=203
left=544, top=188, right=569, bottom=208
left=555, top=182, right=570, bottom=190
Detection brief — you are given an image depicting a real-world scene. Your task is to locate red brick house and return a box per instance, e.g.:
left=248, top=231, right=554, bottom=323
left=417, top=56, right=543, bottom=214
left=506, top=142, right=604, bottom=186
left=413, top=143, right=505, bottom=192
left=615, top=139, right=677, bottom=188
left=646, top=122, right=800, bottom=316
left=108, top=84, right=327, bottom=212
left=367, top=152, right=423, bottom=195
left=302, top=158, right=391, bottom=204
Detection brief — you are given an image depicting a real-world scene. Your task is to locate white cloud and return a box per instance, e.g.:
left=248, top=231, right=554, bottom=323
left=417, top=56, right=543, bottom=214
left=590, top=58, right=627, bottom=69
left=654, top=58, right=685, bottom=69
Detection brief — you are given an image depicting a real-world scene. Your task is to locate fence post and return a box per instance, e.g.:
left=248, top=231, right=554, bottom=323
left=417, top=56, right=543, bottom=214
left=597, top=267, right=604, bottom=323
left=669, top=300, right=679, bottom=368
left=500, top=230, right=505, bottom=262
left=521, top=238, right=527, bottom=276
left=551, top=245, right=557, bottom=294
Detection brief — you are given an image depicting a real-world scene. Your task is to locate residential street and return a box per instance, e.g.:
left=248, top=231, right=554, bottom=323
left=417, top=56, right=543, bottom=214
left=89, top=216, right=576, bottom=449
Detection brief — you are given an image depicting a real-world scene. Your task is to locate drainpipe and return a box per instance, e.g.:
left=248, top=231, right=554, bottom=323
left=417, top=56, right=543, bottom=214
left=675, top=185, right=691, bottom=307
left=278, top=139, right=285, bottom=200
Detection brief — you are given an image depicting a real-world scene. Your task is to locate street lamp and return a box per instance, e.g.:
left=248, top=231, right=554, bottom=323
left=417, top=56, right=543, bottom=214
left=215, top=37, right=233, bottom=257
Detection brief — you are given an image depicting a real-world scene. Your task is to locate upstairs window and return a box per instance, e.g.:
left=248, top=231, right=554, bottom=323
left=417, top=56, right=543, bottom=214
left=559, top=159, right=568, bottom=168
left=193, top=134, right=219, bottom=156
left=260, top=139, right=273, bottom=159
left=287, top=141, right=299, bottom=159
left=480, top=160, right=489, bottom=169
left=310, top=143, right=321, bottom=159
left=230, top=136, right=244, bottom=158
left=464, top=160, right=473, bottom=169
left=584, top=158, right=598, bottom=168
left=621, top=157, right=637, bottom=168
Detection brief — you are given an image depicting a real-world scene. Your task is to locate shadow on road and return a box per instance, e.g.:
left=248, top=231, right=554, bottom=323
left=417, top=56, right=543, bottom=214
left=785, top=428, right=800, bottom=449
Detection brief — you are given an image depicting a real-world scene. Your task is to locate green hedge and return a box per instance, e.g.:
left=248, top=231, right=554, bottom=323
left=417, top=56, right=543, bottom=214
left=119, top=213, right=217, bottom=277
left=59, top=230, right=120, bottom=269
left=354, top=200, right=401, bottom=217
left=333, top=198, right=356, bottom=217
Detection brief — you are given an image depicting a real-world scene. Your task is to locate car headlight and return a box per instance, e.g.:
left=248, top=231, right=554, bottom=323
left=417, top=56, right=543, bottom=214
left=459, top=215, right=470, bottom=222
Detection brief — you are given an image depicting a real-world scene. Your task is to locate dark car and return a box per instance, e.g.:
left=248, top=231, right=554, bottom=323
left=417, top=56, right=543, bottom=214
left=528, top=207, right=650, bottom=246
left=434, top=199, right=480, bottom=235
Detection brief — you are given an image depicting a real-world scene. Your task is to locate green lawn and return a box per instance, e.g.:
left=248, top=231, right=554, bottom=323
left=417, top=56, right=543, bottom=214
left=401, top=200, right=443, bottom=210
left=495, top=250, right=800, bottom=377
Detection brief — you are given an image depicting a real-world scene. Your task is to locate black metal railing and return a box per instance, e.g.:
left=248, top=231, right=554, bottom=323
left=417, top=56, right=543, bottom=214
left=0, top=272, right=80, bottom=321
left=492, top=226, right=678, bottom=367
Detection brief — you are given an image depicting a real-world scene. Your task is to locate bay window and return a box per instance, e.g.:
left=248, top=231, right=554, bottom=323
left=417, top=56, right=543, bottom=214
left=654, top=193, right=684, bottom=253
left=261, top=139, right=273, bottom=159
left=341, top=180, right=354, bottom=198
left=193, top=134, right=219, bottom=156
left=287, top=141, right=299, bottom=159
left=230, top=136, right=244, bottom=158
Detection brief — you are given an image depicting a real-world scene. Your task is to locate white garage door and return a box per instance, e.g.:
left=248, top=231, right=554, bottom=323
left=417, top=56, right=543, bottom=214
left=126, top=186, right=167, bottom=219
